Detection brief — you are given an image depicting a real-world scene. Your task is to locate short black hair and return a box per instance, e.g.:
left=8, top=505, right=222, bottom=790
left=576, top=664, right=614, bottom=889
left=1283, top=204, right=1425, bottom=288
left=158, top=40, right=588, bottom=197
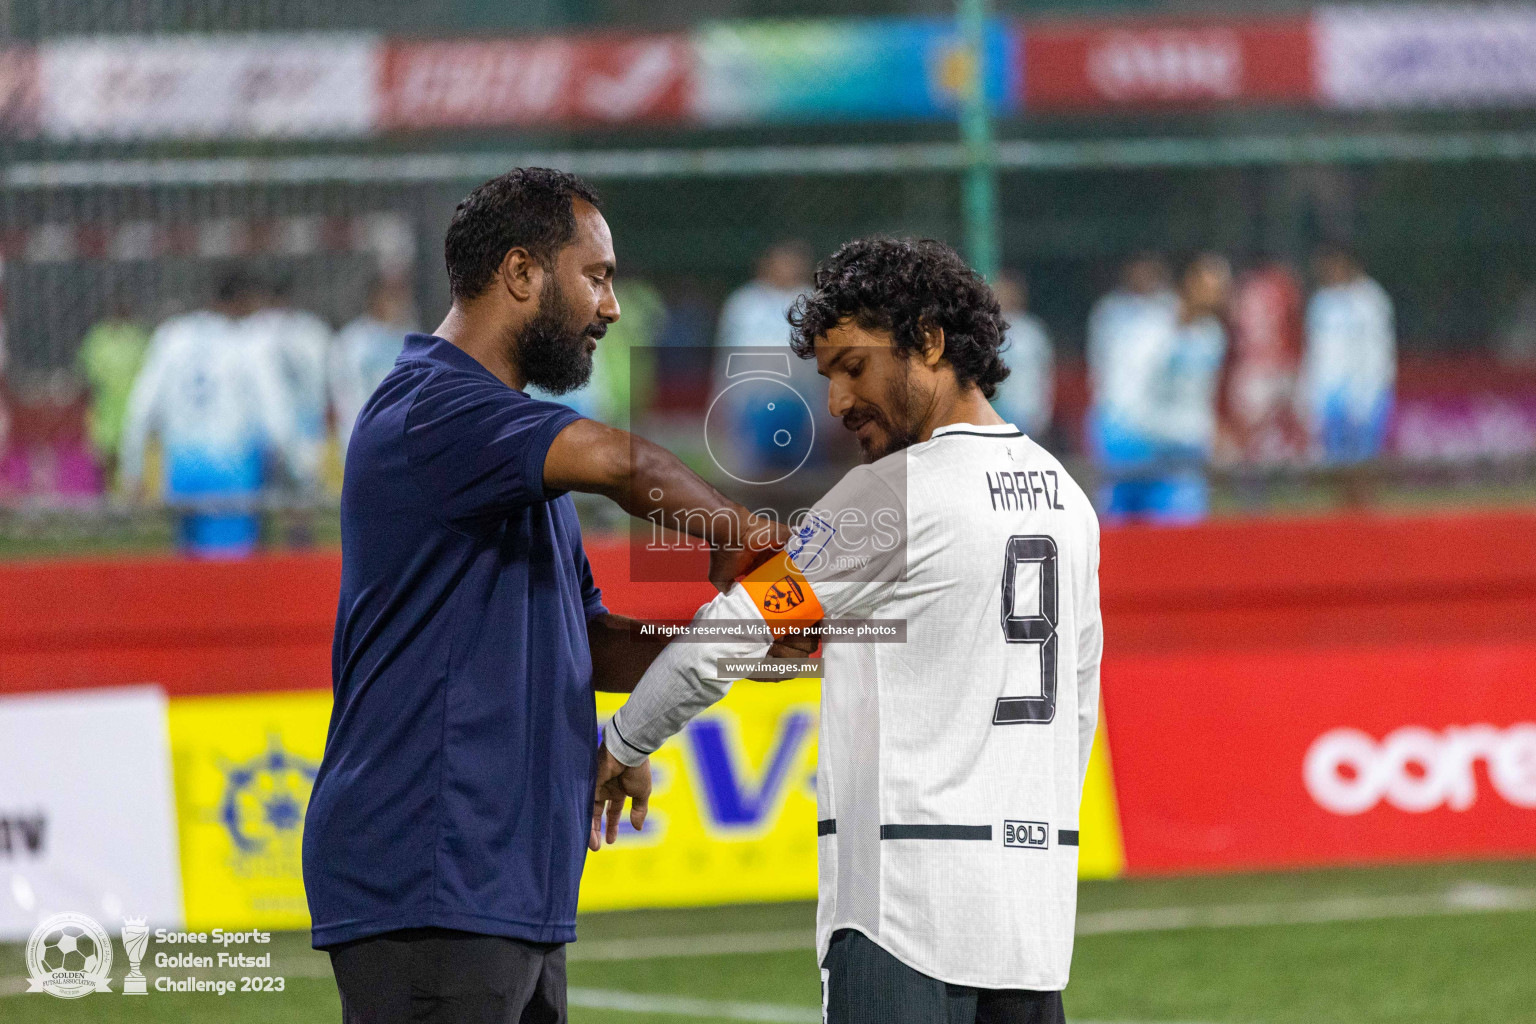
left=444, top=167, right=602, bottom=302
left=214, top=265, right=261, bottom=304
left=788, top=237, right=1010, bottom=400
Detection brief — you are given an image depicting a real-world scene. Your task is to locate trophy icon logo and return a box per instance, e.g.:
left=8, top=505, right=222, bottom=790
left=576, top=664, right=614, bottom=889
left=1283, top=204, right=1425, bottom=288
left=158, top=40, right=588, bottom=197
left=120, top=917, right=149, bottom=995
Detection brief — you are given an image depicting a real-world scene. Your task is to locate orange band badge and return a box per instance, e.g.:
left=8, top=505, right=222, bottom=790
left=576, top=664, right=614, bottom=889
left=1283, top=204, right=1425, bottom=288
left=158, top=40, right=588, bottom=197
left=740, top=550, right=824, bottom=637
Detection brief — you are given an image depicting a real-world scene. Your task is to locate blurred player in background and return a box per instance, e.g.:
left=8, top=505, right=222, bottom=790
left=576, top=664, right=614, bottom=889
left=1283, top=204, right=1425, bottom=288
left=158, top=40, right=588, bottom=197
left=1089, top=254, right=1231, bottom=523
left=245, top=273, right=331, bottom=489
left=76, top=288, right=151, bottom=482
left=989, top=269, right=1055, bottom=440
left=715, top=240, right=818, bottom=475
left=1084, top=252, right=1174, bottom=515
left=598, top=238, right=1102, bottom=1024
left=119, top=269, right=294, bottom=557
left=1085, top=252, right=1177, bottom=410
left=1222, top=254, right=1305, bottom=465
left=329, top=273, right=415, bottom=456
left=1301, top=243, right=1396, bottom=470
left=717, top=239, right=814, bottom=348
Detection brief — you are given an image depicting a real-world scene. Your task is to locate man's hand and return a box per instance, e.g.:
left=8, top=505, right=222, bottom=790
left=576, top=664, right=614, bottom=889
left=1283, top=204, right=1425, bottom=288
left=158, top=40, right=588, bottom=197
left=744, top=624, right=822, bottom=681
left=591, top=746, right=650, bottom=851
left=709, top=514, right=791, bottom=593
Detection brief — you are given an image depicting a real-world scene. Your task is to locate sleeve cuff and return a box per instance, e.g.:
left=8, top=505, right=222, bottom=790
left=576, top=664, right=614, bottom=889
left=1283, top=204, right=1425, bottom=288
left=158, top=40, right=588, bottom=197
left=605, top=713, right=651, bottom=767
left=526, top=409, right=584, bottom=502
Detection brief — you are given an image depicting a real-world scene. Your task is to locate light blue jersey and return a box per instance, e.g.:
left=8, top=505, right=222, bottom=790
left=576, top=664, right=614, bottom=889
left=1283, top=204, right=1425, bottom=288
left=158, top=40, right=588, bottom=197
left=243, top=306, right=331, bottom=486
left=1088, top=303, right=1227, bottom=524
left=1086, top=287, right=1179, bottom=408
left=1303, top=277, right=1395, bottom=462
left=120, top=311, right=294, bottom=555
left=716, top=281, right=806, bottom=349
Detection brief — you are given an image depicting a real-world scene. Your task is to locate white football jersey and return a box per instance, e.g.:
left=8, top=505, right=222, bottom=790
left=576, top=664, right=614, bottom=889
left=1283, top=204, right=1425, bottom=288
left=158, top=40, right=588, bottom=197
left=1302, top=277, right=1395, bottom=423
left=119, top=311, right=295, bottom=493
left=607, top=421, right=1102, bottom=991
left=243, top=306, right=332, bottom=483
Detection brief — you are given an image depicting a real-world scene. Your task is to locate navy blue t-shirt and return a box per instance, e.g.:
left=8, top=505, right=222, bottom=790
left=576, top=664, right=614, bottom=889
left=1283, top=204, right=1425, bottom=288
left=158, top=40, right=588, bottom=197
left=304, top=333, right=606, bottom=949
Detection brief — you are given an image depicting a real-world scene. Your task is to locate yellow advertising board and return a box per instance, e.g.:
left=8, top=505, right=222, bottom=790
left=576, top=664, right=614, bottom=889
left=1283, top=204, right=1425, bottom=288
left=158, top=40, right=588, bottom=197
left=165, top=683, right=1123, bottom=929
left=582, top=687, right=1125, bottom=910
left=167, top=690, right=331, bottom=931
left=582, top=681, right=823, bottom=910
left=1078, top=711, right=1126, bottom=880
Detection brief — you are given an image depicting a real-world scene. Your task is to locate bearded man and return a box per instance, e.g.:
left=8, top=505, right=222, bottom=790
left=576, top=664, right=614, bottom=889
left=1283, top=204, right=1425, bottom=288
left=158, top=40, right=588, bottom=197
left=304, top=168, right=792, bottom=1023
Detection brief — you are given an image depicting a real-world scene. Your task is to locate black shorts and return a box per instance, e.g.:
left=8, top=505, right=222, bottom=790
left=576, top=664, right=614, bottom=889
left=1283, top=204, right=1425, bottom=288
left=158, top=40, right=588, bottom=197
left=326, top=927, right=566, bottom=1024
left=822, top=929, right=1066, bottom=1024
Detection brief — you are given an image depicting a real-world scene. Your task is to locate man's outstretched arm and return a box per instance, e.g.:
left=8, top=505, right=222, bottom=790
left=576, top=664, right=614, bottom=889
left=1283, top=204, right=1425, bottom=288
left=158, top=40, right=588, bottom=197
left=545, top=418, right=784, bottom=591
left=588, top=617, right=816, bottom=851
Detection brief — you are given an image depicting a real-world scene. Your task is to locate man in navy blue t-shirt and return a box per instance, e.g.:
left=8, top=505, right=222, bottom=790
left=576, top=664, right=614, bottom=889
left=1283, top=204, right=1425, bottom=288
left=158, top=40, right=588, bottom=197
left=304, top=169, right=801, bottom=1023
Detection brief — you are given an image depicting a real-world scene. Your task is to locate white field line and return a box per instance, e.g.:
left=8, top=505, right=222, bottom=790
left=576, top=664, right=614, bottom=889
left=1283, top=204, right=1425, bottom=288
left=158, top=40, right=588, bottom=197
left=570, top=928, right=814, bottom=962
left=568, top=883, right=1536, bottom=963
left=569, top=986, right=819, bottom=1021
left=1075, top=883, right=1536, bottom=937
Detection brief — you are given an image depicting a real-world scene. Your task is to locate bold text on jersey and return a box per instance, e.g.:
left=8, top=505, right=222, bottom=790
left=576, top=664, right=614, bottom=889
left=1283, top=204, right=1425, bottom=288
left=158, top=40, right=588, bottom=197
left=985, top=469, right=1065, bottom=512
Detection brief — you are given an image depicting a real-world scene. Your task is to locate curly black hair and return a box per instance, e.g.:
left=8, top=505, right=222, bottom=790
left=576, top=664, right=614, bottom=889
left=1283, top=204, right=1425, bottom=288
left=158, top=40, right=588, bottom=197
left=787, top=237, right=1010, bottom=400
left=444, top=167, right=602, bottom=302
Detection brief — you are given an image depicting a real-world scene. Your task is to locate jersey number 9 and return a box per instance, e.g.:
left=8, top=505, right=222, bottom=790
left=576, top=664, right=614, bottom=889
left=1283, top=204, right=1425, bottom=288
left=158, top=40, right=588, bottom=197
left=995, top=534, right=1058, bottom=725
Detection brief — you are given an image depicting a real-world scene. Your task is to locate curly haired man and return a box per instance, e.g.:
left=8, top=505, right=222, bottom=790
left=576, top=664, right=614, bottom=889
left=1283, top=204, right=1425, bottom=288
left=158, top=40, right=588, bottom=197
left=596, top=238, right=1105, bottom=1024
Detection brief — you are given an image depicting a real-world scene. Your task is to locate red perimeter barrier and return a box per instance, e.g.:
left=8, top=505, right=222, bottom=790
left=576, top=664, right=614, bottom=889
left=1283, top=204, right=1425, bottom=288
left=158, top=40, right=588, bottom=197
left=1098, top=513, right=1536, bottom=872
left=3, top=510, right=1535, bottom=872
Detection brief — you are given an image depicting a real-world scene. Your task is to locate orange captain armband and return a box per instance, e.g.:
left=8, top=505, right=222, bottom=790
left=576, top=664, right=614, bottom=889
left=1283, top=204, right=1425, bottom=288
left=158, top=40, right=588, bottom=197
left=739, top=549, right=824, bottom=638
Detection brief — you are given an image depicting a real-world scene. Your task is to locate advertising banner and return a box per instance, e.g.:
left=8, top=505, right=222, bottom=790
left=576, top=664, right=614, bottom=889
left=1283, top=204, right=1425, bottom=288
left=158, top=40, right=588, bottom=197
left=167, top=691, right=330, bottom=931
left=156, top=682, right=1119, bottom=931
left=1021, top=16, right=1314, bottom=111
left=1392, top=393, right=1536, bottom=463
left=0, top=687, right=182, bottom=941
left=693, top=17, right=1015, bottom=123
left=1316, top=5, right=1536, bottom=109
left=37, top=34, right=379, bottom=140
left=1104, top=641, right=1536, bottom=874
left=583, top=683, right=1121, bottom=910
left=381, top=34, right=692, bottom=129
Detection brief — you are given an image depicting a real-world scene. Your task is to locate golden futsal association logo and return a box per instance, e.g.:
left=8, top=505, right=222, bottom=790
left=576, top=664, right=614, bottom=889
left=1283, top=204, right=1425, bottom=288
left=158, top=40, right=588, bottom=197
left=24, top=911, right=114, bottom=999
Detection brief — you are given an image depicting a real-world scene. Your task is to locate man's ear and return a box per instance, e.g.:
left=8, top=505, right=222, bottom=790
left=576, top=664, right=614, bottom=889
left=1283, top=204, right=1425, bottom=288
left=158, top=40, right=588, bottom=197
left=918, top=323, right=946, bottom=367
left=498, top=247, right=541, bottom=304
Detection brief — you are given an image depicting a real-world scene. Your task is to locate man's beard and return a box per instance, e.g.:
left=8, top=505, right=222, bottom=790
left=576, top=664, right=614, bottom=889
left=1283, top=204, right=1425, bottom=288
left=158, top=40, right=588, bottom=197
left=843, top=370, right=924, bottom=462
left=512, top=277, right=606, bottom=395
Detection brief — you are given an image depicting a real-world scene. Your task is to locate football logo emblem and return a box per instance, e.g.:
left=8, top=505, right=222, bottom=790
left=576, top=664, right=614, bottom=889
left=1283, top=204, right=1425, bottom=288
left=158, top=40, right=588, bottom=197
left=762, top=576, right=806, bottom=614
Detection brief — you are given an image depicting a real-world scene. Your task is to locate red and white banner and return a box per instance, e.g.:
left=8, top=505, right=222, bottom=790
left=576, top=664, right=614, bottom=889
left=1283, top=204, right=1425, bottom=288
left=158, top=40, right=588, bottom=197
left=1021, top=16, right=1314, bottom=110
left=1316, top=5, right=1536, bottom=109
left=380, top=35, right=692, bottom=130
left=1105, top=643, right=1536, bottom=873
left=37, top=34, right=379, bottom=140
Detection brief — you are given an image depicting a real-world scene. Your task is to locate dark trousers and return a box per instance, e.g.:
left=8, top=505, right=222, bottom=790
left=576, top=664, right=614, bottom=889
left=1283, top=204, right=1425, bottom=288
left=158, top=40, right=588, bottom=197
left=822, top=929, right=1067, bottom=1024
left=327, top=927, right=566, bottom=1024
